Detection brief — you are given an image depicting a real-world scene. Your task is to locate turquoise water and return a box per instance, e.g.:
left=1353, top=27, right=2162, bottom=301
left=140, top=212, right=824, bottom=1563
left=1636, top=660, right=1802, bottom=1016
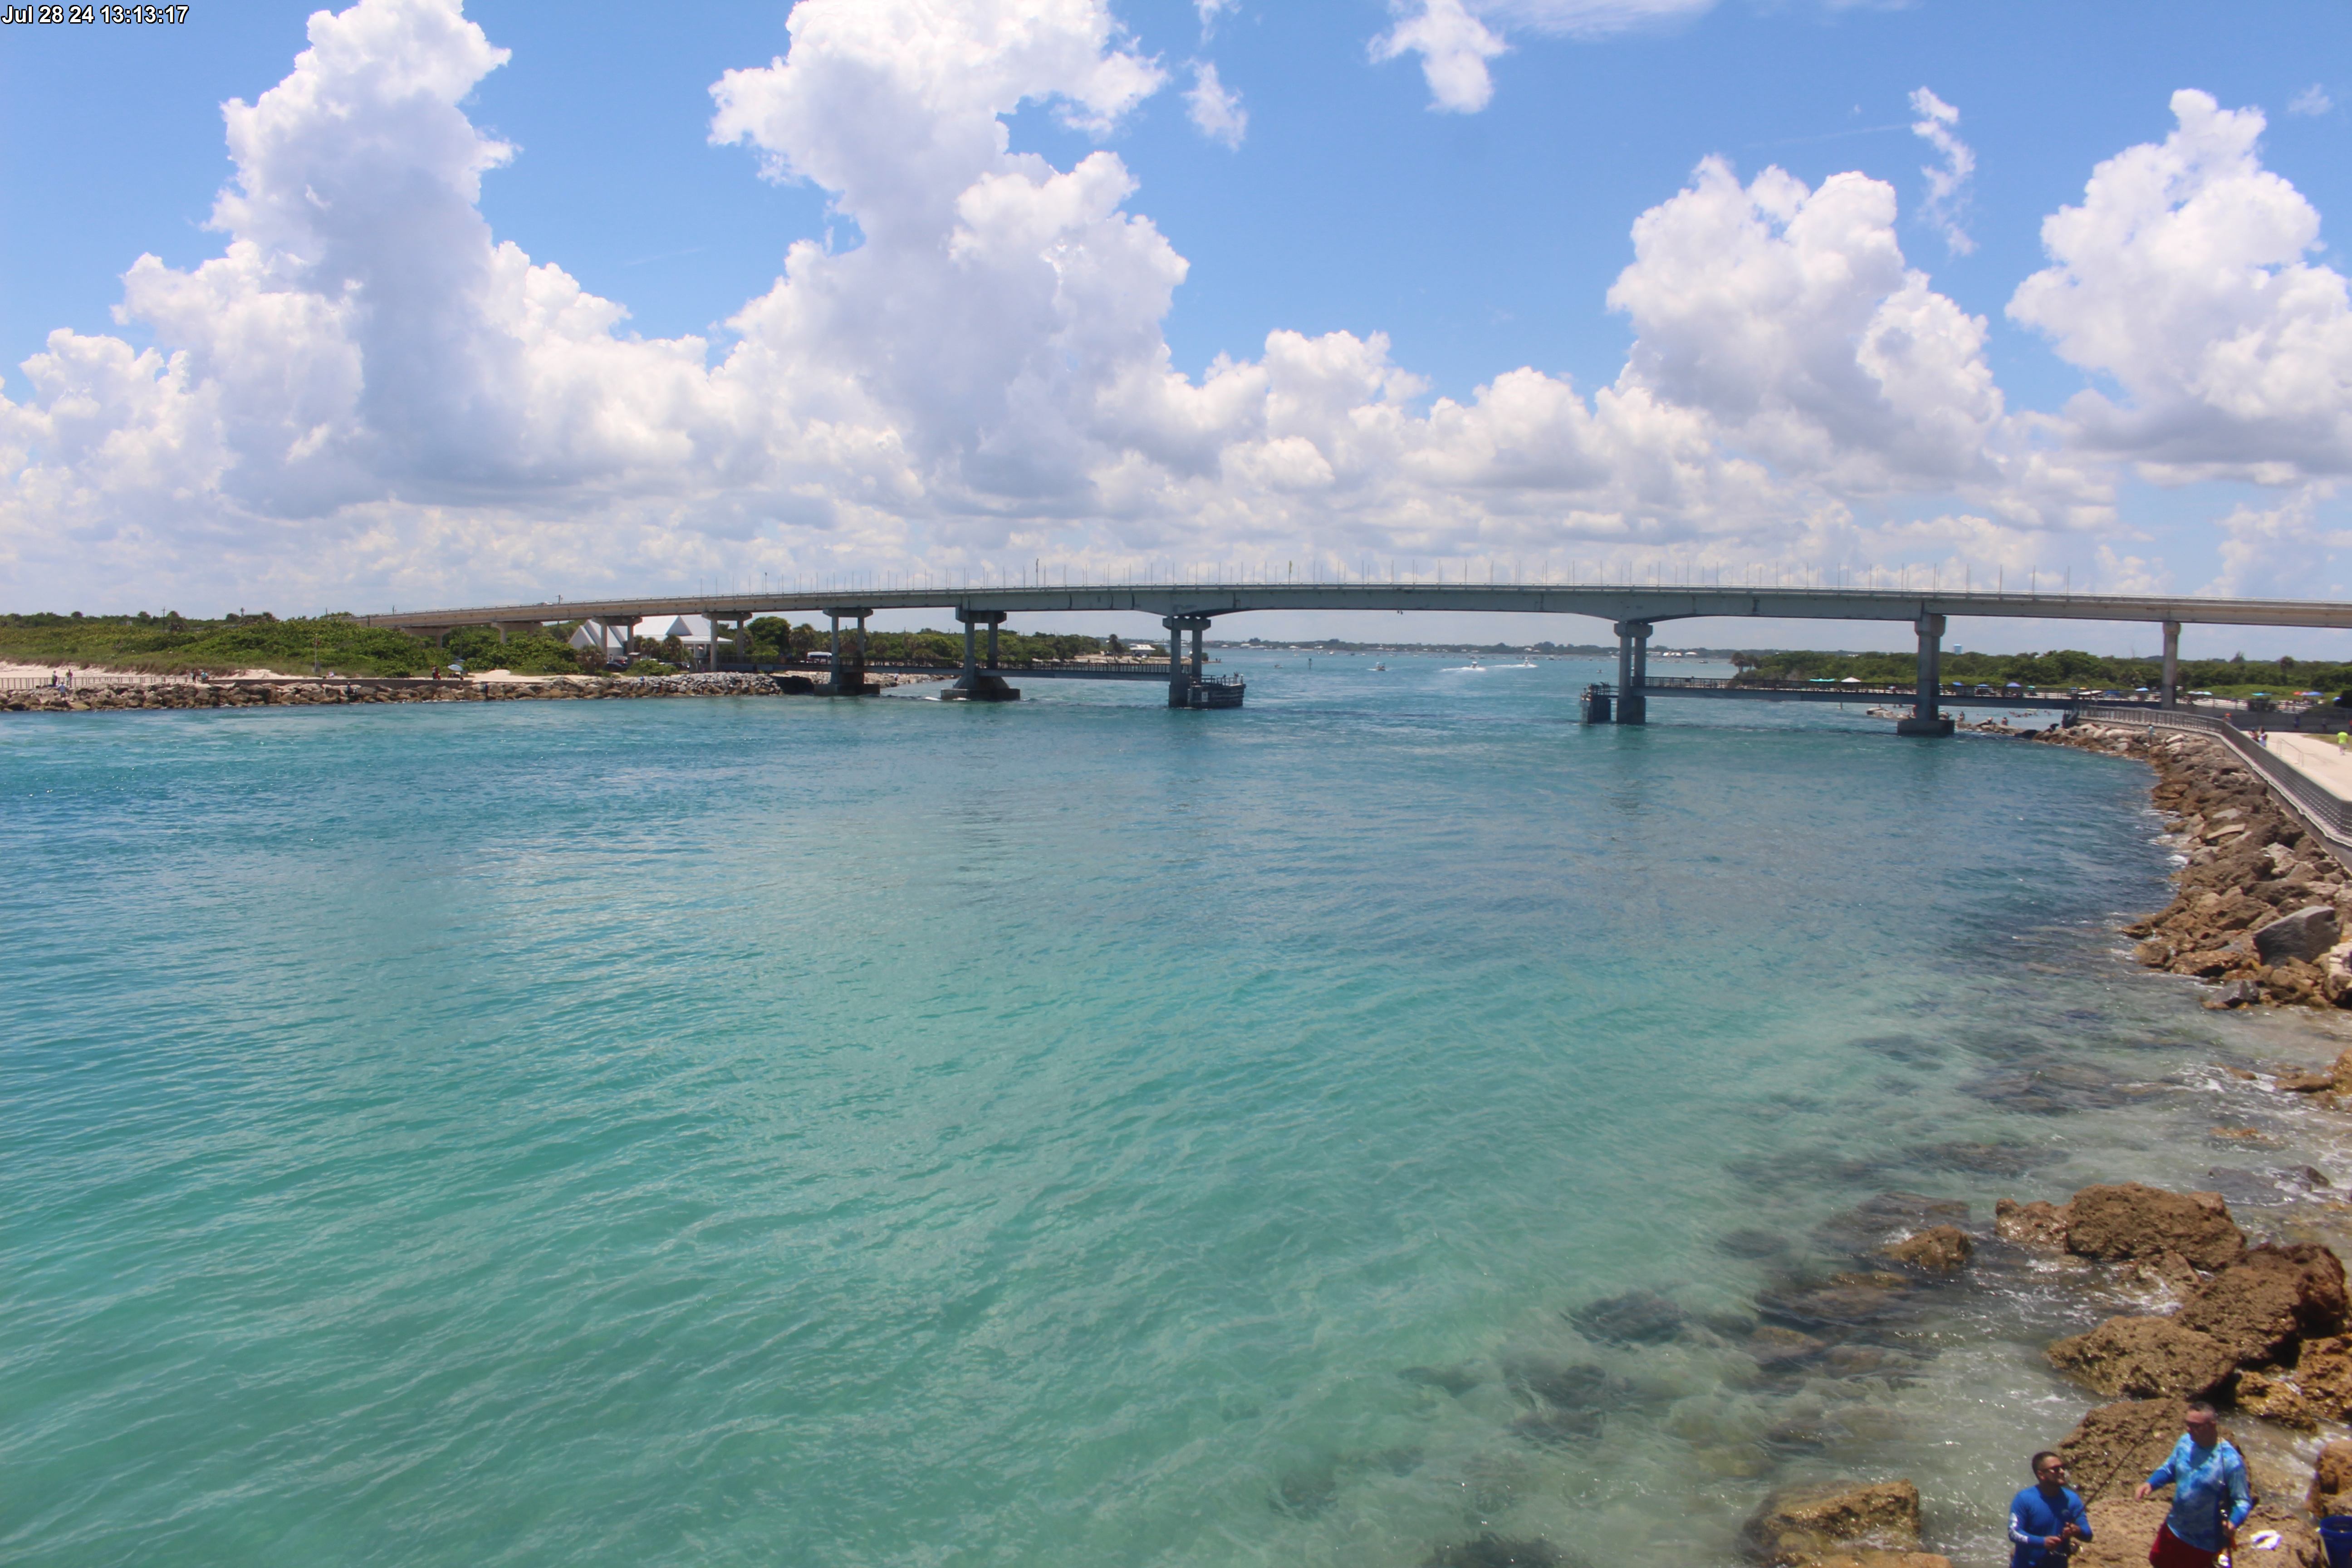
left=4, top=655, right=2339, bottom=1567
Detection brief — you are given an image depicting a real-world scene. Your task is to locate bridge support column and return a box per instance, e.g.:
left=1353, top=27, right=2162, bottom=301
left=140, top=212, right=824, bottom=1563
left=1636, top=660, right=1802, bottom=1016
left=1612, top=620, right=1649, bottom=725
left=1164, top=615, right=1213, bottom=708
left=1896, top=613, right=1955, bottom=736
left=944, top=608, right=1017, bottom=701
left=2161, top=620, right=2180, bottom=710
left=826, top=609, right=877, bottom=695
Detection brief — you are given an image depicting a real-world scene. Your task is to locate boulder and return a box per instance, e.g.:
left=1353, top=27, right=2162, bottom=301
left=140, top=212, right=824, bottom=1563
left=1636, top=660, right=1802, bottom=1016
left=2073, top=1497, right=2320, bottom=1568
left=2058, top=1400, right=2186, bottom=1502
left=2063, top=1184, right=2246, bottom=1272
left=2255, top=906, right=2342, bottom=965
left=1880, top=1226, right=1974, bottom=1274
left=2129, top=1251, right=2205, bottom=1299
left=2233, top=1367, right=2318, bottom=1429
left=2308, top=1438, right=2352, bottom=1516
left=1995, top=1198, right=2072, bottom=1249
left=2046, top=1317, right=2237, bottom=1398
left=2177, top=1244, right=2348, bottom=1363
left=2287, top=1336, right=2352, bottom=1423
left=1740, top=1479, right=1923, bottom=1567
left=2068, top=1496, right=2171, bottom=1568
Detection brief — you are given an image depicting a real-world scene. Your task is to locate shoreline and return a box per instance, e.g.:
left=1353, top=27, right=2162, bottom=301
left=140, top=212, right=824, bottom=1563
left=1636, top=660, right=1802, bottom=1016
left=0, top=669, right=938, bottom=712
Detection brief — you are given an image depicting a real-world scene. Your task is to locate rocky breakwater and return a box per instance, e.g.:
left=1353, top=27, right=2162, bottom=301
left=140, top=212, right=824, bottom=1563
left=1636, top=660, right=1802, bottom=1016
left=0, top=671, right=841, bottom=713
left=1995, top=1180, right=2352, bottom=1567
left=2036, top=722, right=2352, bottom=1010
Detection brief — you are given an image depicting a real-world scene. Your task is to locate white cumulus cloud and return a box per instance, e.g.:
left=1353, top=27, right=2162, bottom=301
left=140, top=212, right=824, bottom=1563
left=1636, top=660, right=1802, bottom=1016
left=1371, top=0, right=1709, bottom=113
left=1185, top=61, right=1246, bottom=148
left=1908, top=87, right=1976, bottom=257
left=2009, top=89, right=2352, bottom=484
left=0, top=0, right=2315, bottom=612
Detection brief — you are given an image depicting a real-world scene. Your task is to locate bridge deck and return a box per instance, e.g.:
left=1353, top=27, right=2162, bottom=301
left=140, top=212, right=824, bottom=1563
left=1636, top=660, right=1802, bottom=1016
left=361, top=581, right=2352, bottom=634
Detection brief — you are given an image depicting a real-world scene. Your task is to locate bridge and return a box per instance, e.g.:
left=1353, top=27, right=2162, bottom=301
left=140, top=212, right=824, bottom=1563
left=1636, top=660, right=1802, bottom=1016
left=360, top=582, right=2352, bottom=734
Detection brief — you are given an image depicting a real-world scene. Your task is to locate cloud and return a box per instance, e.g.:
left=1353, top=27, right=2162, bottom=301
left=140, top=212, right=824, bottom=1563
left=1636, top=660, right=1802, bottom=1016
left=2008, top=89, right=2352, bottom=484
left=2204, top=484, right=2347, bottom=598
left=1371, top=0, right=1709, bottom=112
left=1194, top=0, right=1235, bottom=39
left=1185, top=61, right=1246, bottom=148
left=2288, top=84, right=2333, bottom=118
left=1370, top=0, right=1506, bottom=114
left=1908, top=87, right=1976, bottom=256
left=0, top=0, right=2268, bottom=614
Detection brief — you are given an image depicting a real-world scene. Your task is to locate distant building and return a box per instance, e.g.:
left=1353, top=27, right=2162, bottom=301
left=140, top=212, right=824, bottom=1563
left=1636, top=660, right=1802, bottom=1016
left=568, top=614, right=723, bottom=663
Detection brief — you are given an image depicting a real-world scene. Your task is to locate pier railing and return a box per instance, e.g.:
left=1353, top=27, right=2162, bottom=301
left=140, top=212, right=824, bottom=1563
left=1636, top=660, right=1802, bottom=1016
left=0, top=670, right=198, bottom=693
left=2082, top=704, right=2352, bottom=849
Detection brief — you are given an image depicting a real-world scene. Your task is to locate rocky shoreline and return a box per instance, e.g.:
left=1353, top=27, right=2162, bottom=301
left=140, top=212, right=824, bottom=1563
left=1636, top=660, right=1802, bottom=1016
left=0, top=670, right=936, bottom=713
left=2027, top=723, right=2352, bottom=1012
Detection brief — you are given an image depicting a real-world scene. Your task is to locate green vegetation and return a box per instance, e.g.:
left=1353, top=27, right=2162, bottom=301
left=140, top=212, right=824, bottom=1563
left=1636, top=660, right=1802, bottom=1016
left=1739, top=647, right=2352, bottom=700
left=0, top=611, right=587, bottom=677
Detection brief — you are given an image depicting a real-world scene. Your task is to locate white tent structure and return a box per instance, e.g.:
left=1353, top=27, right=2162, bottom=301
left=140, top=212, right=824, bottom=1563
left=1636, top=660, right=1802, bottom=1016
left=568, top=614, right=727, bottom=665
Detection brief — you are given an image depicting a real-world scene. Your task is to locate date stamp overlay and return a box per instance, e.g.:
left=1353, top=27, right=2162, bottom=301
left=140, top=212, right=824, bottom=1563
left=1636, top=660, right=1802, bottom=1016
left=2, top=5, right=191, bottom=22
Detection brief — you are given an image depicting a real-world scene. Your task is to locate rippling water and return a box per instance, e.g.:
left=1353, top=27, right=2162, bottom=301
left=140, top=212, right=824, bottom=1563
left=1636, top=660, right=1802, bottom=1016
left=6, top=653, right=2346, bottom=1567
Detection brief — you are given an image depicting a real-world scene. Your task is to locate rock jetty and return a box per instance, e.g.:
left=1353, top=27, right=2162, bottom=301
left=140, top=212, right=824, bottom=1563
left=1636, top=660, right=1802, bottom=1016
left=2036, top=722, right=2352, bottom=1009
left=0, top=671, right=931, bottom=713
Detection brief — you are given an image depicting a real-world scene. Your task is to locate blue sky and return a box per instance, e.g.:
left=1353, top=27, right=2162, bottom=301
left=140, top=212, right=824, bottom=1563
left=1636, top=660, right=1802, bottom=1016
left=2, top=0, right=2348, bottom=653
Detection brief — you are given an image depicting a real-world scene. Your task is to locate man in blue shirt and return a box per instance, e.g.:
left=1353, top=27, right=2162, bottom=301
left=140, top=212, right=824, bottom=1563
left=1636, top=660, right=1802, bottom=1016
left=2010, top=1450, right=2092, bottom=1568
left=2136, top=1402, right=2253, bottom=1568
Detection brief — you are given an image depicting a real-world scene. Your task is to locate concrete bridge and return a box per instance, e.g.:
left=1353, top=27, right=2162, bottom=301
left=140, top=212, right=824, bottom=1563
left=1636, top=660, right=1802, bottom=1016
left=360, top=582, right=2352, bottom=733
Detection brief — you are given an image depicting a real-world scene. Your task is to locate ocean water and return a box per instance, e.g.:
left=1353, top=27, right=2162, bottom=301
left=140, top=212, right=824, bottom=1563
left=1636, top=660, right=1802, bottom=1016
left=6, top=652, right=2349, bottom=1568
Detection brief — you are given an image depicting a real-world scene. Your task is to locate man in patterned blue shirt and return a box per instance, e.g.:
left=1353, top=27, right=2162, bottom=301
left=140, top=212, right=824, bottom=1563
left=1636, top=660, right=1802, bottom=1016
left=2010, top=1451, right=2092, bottom=1568
left=2136, top=1403, right=2252, bottom=1568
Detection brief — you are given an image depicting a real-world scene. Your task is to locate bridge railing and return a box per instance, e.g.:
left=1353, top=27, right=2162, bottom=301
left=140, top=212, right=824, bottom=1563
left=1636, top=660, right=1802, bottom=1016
left=0, top=670, right=198, bottom=693
left=2082, top=704, right=2352, bottom=848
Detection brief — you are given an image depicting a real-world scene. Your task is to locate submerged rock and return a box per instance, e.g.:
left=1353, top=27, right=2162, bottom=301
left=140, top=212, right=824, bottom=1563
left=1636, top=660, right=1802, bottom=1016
left=1420, top=1534, right=1564, bottom=1568
left=1748, top=1325, right=1830, bottom=1368
left=1398, top=1364, right=1481, bottom=1396
left=1756, top=1272, right=1919, bottom=1333
left=1879, top=1226, right=1973, bottom=1274
left=1738, top=1478, right=1923, bottom=1567
left=1719, top=1228, right=1793, bottom=1260
left=1568, top=1289, right=1684, bottom=1345
left=1271, top=1465, right=1337, bottom=1517
left=1500, top=1355, right=1629, bottom=1410
left=2047, top=1315, right=2237, bottom=1398
left=1813, top=1194, right=1969, bottom=1257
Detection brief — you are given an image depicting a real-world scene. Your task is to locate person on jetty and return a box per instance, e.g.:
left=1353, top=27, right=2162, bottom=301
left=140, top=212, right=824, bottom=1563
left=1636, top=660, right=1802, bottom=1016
left=2134, top=1402, right=2251, bottom=1568
left=2010, top=1452, right=2091, bottom=1566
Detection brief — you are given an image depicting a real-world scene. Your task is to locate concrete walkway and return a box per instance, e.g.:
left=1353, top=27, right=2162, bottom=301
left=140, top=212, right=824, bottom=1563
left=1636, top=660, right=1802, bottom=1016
left=2267, top=731, right=2352, bottom=803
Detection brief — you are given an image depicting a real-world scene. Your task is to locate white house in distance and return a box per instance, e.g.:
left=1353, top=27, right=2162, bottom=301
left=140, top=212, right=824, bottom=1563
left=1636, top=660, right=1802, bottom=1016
left=567, top=614, right=723, bottom=664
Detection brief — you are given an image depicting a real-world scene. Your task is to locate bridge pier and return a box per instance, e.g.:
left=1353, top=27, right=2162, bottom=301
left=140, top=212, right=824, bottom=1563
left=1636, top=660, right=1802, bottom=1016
left=1163, top=616, right=1211, bottom=706
left=2162, top=619, right=2180, bottom=710
left=1895, top=613, right=1955, bottom=736
left=826, top=608, right=876, bottom=695
left=944, top=608, right=1018, bottom=701
left=1612, top=620, right=1649, bottom=725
